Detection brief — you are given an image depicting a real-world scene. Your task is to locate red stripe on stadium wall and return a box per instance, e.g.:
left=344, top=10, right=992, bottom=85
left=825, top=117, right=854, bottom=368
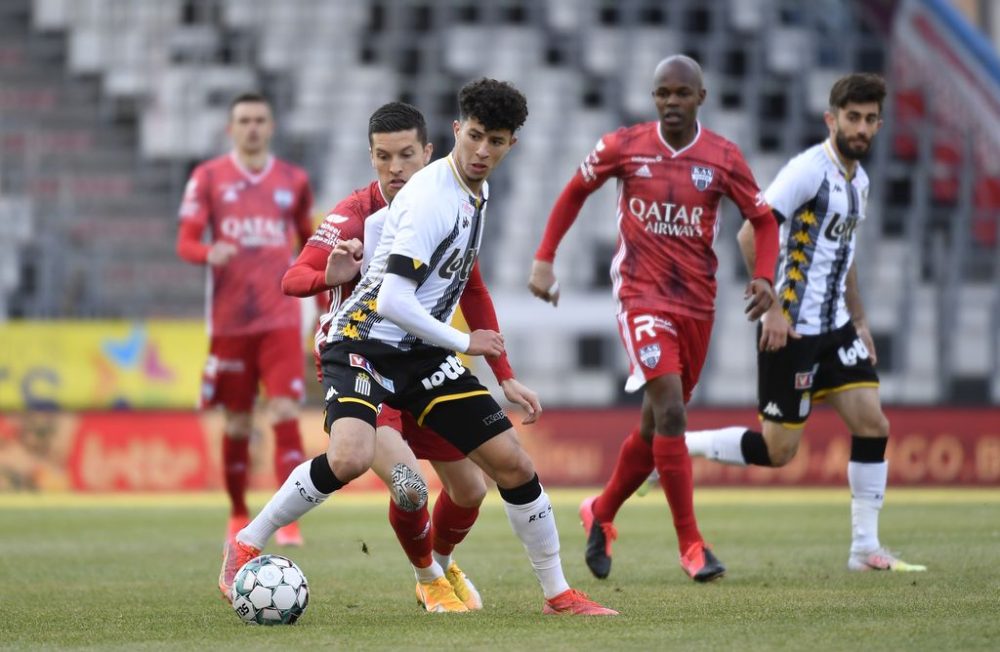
left=518, top=407, right=1000, bottom=486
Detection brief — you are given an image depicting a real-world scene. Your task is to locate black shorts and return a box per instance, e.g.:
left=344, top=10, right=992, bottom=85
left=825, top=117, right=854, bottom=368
left=319, top=340, right=513, bottom=454
left=757, top=321, right=879, bottom=426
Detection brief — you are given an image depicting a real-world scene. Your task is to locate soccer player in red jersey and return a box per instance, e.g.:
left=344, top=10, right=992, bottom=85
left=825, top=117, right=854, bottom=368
left=529, top=56, right=780, bottom=582
left=176, top=93, right=312, bottom=547
left=282, top=102, right=540, bottom=611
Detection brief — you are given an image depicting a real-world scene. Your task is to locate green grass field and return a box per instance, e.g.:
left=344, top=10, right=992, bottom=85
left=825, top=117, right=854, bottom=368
left=1, top=489, right=998, bottom=651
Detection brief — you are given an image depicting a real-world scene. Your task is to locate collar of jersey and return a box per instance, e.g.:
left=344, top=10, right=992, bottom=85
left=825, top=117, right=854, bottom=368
left=229, top=151, right=274, bottom=184
left=655, top=120, right=702, bottom=158
left=446, top=154, right=487, bottom=206
left=822, top=139, right=854, bottom=182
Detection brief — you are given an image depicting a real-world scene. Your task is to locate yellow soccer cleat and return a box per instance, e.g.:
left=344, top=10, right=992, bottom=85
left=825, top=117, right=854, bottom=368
left=445, top=562, right=483, bottom=610
left=415, top=577, right=469, bottom=613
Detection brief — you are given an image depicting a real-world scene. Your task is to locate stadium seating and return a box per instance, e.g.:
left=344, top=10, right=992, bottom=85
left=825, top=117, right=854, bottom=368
left=6, top=0, right=998, bottom=404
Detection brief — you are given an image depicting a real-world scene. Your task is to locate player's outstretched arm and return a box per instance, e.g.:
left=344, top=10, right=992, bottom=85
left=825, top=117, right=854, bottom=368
left=845, top=262, right=877, bottom=365
left=500, top=378, right=542, bottom=425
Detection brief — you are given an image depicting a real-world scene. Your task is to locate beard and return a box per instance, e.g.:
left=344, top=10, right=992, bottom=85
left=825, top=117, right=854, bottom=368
left=835, top=131, right=870, bottom=160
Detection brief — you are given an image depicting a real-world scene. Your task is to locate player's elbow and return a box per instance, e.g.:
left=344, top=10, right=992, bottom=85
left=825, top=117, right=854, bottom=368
left=280, top=269, right=306, bottom=297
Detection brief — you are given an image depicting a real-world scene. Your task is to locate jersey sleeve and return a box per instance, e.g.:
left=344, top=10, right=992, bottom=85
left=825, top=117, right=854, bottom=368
left=306, top=197, right=366, bottom=254
left=385, top=192, right=448, bottom=283
left=763, top=154, right=818, bottom=224
left=175, top=166, right=212, bottom=263
left=460, top=262, right=515, bottom=381
left=534, top=129, right=624, bottom=262
left=725, top=145, right=772, bottom=221
left=292, top=171, right=314, bottom=247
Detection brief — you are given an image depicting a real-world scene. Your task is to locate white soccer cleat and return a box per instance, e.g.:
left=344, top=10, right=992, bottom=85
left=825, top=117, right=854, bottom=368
left=848, top=547, right=927, bottom=572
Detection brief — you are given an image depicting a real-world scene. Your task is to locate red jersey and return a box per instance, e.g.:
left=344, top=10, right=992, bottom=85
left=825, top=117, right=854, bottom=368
left=282, top=180, right=514, bottom=382
left=537, top=122, right=774, bottom=320
left=177, top=152, right=313, bottom=336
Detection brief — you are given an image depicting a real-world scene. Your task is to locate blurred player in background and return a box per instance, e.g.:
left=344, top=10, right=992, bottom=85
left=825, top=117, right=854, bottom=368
left=529, top=56, right=779, bottom=582
left=176, top=92, right=312, bottom=548
left=223, top=78, right=616, bottom=616
left=282, top=101, right=540, bottom=611
left=682, top=73, right=926, bottom=572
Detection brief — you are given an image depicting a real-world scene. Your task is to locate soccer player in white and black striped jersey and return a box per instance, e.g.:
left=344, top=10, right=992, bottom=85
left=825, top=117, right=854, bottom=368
left=683, top=73, right=926, bottom=573
left=220, top=79, right=617, bottom=615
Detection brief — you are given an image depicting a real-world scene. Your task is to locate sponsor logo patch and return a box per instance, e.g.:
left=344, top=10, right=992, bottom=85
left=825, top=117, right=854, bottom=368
left=420, top=355, right=466, bottom=390
left=354, top=372, right=371, bottom=397
left=274, top=188, right=294, bottom=208
left=348, top=354, right=395, bottom=392
left=794, top=364, right=819, bottom=390
left=635, top=164, right=653, bottom=178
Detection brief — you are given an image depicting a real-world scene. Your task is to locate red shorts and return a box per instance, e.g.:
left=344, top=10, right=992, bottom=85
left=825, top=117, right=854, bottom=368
left=201, top=328, right=305, bottom=411
left=616, top=309, right=713, bottom=403
left=376, top=406, right=465, bottom=462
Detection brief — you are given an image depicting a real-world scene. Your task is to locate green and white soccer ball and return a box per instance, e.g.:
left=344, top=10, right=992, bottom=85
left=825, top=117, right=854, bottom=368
left=231, top=554, right=309, bottom=625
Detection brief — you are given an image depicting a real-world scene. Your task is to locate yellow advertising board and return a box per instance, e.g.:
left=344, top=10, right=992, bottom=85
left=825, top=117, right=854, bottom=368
left=0, top=321, right=207, bottom=409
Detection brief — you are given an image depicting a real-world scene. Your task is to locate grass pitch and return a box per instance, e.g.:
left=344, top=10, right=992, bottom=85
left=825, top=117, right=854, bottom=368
left=1, top=488, right=998, bottom=651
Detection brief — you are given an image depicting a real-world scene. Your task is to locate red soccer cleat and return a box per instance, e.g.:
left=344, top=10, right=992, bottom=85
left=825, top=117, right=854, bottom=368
left=579, top=496, right=617, bottom=579
left=542, top=589, right=618, bottom=616
left=276, top=522, right=304, bottom=547
left=218, top=538, right=260, bottom=602
left=680, top=541, right=726, bottom=582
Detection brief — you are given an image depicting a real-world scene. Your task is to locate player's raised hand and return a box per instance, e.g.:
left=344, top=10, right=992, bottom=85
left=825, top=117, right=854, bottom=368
left=466, top=329, right=505, bottom=357
left=744, top=277, right=776, bottom=321
left=528, top=260, right=560, bottom=306
left=759, top=303, right=800, bottom=352
left=500, top=378, right=543, bottom=425
left=207, top=241, right=238, bottom=266
left=325, top=238, right=363, bottom=285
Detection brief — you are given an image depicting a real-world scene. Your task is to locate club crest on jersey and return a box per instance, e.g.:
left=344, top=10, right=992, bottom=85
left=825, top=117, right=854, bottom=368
left=639, top=343, right=661, bottom=368
left=460, top=201, right=475, bottom=228
left=274, top=188, right=294, bottom=208
left=348, top=353, right=395, bottom=392
left=691, top=165, right=714, bottom=191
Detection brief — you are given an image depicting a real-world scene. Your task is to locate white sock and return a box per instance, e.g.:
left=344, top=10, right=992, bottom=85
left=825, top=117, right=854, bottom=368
left=239, top=459, right=331, bottom=549
left=502, top=490, right=570, bottom=600
left=848, top=460, right=887, bottom=554
left=686, top=427, right=748, bottom=466
left=432, top=551, right=452, bottom=571
left=413, top=560, right=444, bottom=583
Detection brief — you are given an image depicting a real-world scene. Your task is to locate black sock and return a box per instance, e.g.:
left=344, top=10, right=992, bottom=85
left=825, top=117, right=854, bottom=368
left=497, top=473, right=542, bottom=505
left=850, top=435, right=887, bottom=463
left=740, top=430, right=773, bottom=466
left=309, top=454, right=345, bottom=494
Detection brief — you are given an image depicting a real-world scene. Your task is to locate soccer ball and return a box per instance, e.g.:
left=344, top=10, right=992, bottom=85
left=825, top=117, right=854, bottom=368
left=231, top=554, right=309, bottom=625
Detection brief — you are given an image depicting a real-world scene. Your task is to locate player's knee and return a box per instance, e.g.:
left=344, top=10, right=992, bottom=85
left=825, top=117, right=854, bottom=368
left=268, top=397, right=298, bottom=422
left=654, top=402, right=687, bottom=436
left=767, top=439, right=800, bottom=466
left=389, top=463, right=428, bottom=511
left=491, top=450, right=535, bottom=488
left=224, top=413, right=252, bottom=439
left=454, top=477, right=488, bottom=507
left=329, top=451, right=373, bottom=483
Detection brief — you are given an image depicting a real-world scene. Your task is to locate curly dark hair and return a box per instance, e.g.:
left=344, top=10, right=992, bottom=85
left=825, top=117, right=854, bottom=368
left=457, top=78, right=528, bottom=133
left=829, top=73, right=886, bottom=112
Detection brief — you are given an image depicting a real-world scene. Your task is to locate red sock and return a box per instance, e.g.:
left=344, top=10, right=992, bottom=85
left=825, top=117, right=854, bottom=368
left=222, top=437, right=250, bottom=517
left=388, top=500, right=433, bottom=569
left=272, top=419, right=305, bottom=484
left=652, top=434, right=703, bottom=553
left=593, top=427, right=653, bottom=523
left=432, top=490, right=480, bottom=556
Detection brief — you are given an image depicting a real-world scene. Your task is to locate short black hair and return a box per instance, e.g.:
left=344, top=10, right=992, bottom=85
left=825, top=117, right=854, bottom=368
left=229, top=92, right=270, bottom=113
left=457, top=78, right=528, bottom=134
left=829, top=73, right=886, bottom=113
left=368, top=102, right=428, bottom=146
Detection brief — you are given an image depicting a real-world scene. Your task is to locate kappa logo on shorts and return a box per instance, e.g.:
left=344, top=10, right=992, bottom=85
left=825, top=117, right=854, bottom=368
left=483, top=409, right=506, bottom=426
left=354, top=372, right=372, bottom=397
left=325, top=386, right=338, bottom=401
left=348, top=354, right=395, bottom=392
left=420, top=355, right=466, bottom=390
left=639, top=343, right=661, bottom=368
left=763, top=402, right=783, bottom=418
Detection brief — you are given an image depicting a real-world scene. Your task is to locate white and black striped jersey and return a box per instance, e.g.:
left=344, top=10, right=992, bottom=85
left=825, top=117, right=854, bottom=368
left=764, top=139, right=869, bottom=335
left=325, top=155, right=487, bottom=350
